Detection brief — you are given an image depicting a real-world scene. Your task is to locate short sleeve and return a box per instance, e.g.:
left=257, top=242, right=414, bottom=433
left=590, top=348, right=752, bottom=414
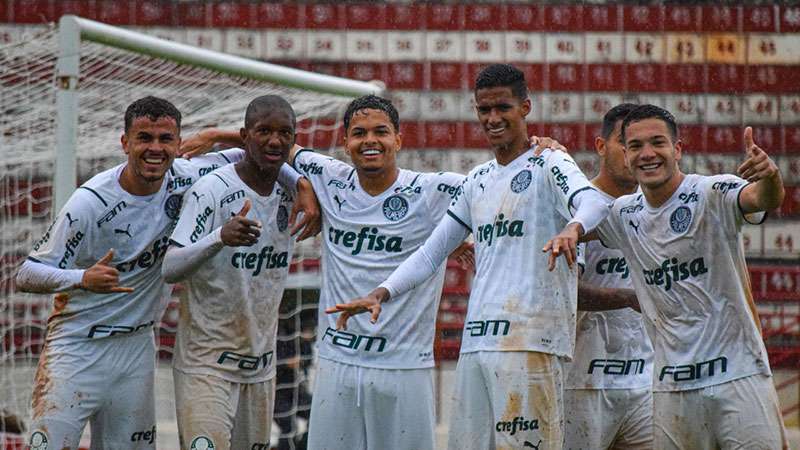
left=28, top=190, right=95, bottom=269
left=704, top=174, right=766, bottom=233
left=543, top=150, right=596, bottom=221
left=169, top=179, right=219, bottom=247
left=446, top=174, right=473, bottom=232
left=424, top=172, right=467, bottom=221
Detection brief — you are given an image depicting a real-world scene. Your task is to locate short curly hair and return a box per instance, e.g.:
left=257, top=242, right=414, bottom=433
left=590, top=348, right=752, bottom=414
left=343, top=95, right=400, bottom=133
left=124, top=96, right=181, bottom=133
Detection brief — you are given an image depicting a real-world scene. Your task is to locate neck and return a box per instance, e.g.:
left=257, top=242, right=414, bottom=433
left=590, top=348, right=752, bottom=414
left=235, top=161, right=278, bottom=196
left=119, top=166, right=163, bottom=196
left=591, top=171, right=637, bottom=199
left=494, top=136, right=530, bottom=166
left=357, top=166, right=399, bottom=196
left=642, top=171, right=685, bottom=208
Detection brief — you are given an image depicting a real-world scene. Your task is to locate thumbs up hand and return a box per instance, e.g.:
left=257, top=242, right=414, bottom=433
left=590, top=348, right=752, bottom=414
left=80, top=249, right=134, bottom=293
left=221, top=199, right=261, bottom=246
left=737, top=127, right=779, bottom=183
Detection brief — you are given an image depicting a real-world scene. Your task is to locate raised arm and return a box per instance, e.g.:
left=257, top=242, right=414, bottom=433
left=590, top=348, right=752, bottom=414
left=737, top=126, right=785, bottom=213
left=325, top=213, right=470, bottom=330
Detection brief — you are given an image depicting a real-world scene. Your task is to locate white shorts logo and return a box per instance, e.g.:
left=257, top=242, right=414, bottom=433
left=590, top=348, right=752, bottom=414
left=29, top=430, right=48, bottom=450
left=190, top=436, right=215, bottom=450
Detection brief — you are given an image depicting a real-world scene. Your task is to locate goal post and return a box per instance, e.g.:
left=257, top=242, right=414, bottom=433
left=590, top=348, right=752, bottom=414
left=1, top=15, right=381, bottom=447
left=53, top=14, right=382, bottom=211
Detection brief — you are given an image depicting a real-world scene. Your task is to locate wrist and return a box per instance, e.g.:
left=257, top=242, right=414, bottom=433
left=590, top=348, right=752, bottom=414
left=373, top=287, right=391, bottom=304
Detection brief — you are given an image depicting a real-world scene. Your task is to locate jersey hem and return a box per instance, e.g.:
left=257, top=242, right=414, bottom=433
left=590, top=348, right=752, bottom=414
left=316, top=353, right=436, bottom=370
left=651, top=367, right=770, bottom=392
left=172, top=365, right=276, bottom=384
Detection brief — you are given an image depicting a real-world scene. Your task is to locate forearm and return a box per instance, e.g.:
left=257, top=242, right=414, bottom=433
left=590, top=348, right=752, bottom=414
left=380, top=216, right=469, bottom=299
left=15, top=259, right=84, bottom=293
left=569, top=189, right=611, bottom=235
left=744, top=172, right=785, bottom=213
left=578, top=283, right=639, bottom=311
left=162, top=229, right=225, bottom=283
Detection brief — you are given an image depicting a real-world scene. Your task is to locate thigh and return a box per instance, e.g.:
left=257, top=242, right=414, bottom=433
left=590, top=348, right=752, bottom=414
left=174, top=370, right=236, bottom=450
left=28, top=343, right=105, bottom=450
left=652, top=390, right=714, bottom=450
left=447, top=353, right=493, bottom=450
left=362, top=367, right=435, bottom=450
left=91, top=337, right=157, bottom=450
left=485, top=352, right=565, bottom=450
left=230, top=378, right=274, bottom=450
left=307, top=358, right=365, bottom=450
left=712, top=375, right=788, bottom=450
left=613, top=387, right=653, bottom=450
left=564, top=389, right=616, bottom=450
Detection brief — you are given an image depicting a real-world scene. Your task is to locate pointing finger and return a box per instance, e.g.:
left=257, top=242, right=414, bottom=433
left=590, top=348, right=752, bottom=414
left=109, top=286, right=135, bottom=293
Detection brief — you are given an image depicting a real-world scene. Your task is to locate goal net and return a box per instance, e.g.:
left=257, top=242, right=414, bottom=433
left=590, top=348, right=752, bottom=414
left=0, top=16, right=378, bottom=448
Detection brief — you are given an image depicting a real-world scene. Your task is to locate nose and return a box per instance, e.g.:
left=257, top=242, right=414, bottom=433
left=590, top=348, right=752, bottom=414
left=486, top=108, right=503, bottom=125
left=638, top=143, right=657, bottom=160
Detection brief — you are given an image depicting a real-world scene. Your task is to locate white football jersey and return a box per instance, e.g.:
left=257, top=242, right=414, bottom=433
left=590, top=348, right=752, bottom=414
left=448, top=148, right=595, bottom=358
left=169, top=164, right=294, bottom=383
left=294, top=150, right=464, bottom=369
left=597, top=173, right=771, bottom=392
left=28, top=151, right=240, bottom=344
left=566, top=189, right=654, bottom=390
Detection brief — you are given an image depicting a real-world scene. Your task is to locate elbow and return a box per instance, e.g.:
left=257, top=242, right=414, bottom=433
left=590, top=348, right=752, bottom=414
left=162, top=268, right=181, bottom=284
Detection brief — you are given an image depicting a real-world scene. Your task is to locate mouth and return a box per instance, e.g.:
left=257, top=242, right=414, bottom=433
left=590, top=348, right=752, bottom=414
left=262, top=150, right=284, bottom=162
left=486, top=125, right=507, bottom=139
left=360, top=148, right=382, bottom=158
left=637, top=161, right=663, bottom=174
left=141, top=152, right=169, bottom=168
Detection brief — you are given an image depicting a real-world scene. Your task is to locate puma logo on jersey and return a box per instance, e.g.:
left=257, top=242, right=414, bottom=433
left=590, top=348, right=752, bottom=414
left=327, top=226, right=403, bottom=255
left=659, top=356, right=727, bottom=382
left=595, top=257, right=629, bottom=279
left=114, top=224, right=132, bottom=238
left=97, top=201, right=128, bottom=228
left=191, top=191, right=205, bottom=202
left=628, top=220, right=640, bottom=234
left=58, top=231, right=85, bottom=268
left=333, top=195, right=346, bottom=211
left=476, top=214, right=524, bottom=247
left=231, top=246, right=289, bottom=276
left=190, top=207, right=214, bottom=242
left=66, top=212, right=78, bottom=227
left=115, top=236, right=170, bottom=273
left=524, top=440, right=542, bottom=449
left=643, top=257, right=708, bottom=291
left=588, top=358, right=646, bottom=376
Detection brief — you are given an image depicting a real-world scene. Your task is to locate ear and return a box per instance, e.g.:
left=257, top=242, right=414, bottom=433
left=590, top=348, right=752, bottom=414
left=594, top=136, right=606, bottom=157
left=521, top=97, right=532, bottom=118
left=394, top=131, right=402, bottom=153
left=674, top=139, right=683, bottom=162
left=239, top=127, right=247, bottom=143
left=121, top=133, right=129, bottom=155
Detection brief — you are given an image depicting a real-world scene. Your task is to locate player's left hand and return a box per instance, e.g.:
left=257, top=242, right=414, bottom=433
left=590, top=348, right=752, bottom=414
left=530, top=135, right=567, bottom=156
left=325, top=288, right=389, bottom=330
left=737, top=127, right=779, bottom=182
left=289, top=178, right=321, bottom=241
left=542, top=222, right=582, bottom=271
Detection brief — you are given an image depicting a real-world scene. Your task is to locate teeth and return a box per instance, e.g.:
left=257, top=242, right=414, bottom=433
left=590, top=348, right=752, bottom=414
left=362, top=150, right=380, bottom=156
left=640, top=163, right=660, bottom=170
left=144, top=158, right=163, bottom=164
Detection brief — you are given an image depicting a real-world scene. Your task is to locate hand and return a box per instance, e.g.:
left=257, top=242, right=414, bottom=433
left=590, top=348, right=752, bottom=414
left=450, top=241, right=475, bottom=272
left=542, top=222, right=582, bottom=271
left=80, top=249, right=134, bottom=293
left=530, top=135, right=567, bottom=156
left=179, top=128, right=223, bottom=159
left=324, top=288, right=389, bottom=330
left=289, top=178, right=321, bottom=241
left=737, top=127, right=779, bottom=183
left=221, top=199, right=261, bottom=246
left=624, top=290, right=641, bottom=313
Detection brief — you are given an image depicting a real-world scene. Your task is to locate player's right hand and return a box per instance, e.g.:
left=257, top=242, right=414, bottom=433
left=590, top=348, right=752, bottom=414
left=325, top=288, right=389, bottom=330
left=221, top=199, right=261, bottom=246
left=80, top=249, right=135, bottom=293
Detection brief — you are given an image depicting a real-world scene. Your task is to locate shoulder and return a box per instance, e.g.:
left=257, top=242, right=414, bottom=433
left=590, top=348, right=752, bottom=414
left=612, top=193, right=645, bottom=216
left=294, top=148, right=351, bottom=177
left=71, top=166, right=123, bottom=212
left=701, top=173, right=746, bottom=195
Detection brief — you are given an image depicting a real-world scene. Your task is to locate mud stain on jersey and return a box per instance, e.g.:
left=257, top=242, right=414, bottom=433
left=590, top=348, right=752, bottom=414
left=500, top=391, right=522, bottom=422
left=526, top=352, right=558, bottom=447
